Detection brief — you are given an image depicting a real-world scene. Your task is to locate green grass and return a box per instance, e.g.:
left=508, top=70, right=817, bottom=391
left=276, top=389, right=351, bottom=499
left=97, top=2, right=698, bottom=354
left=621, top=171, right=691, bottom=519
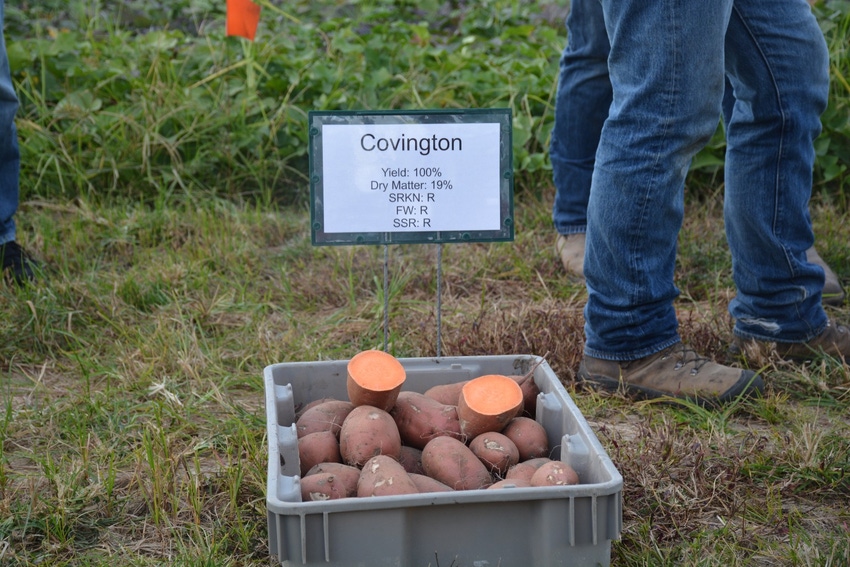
left=3, top=188, right=849, bottom=567
left=2, top=1, right=850, bottom=566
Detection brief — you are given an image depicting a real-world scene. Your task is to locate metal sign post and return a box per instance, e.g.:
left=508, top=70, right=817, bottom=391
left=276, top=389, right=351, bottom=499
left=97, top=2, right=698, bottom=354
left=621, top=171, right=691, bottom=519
left=308, top=109, right=513, bottom=355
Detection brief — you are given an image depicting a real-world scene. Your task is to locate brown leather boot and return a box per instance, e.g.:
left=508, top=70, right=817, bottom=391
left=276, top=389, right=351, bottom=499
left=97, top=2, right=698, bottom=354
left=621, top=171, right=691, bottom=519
left=578, top=343, right=763, bottom=406
left=731, top=319, right=850, bottom=362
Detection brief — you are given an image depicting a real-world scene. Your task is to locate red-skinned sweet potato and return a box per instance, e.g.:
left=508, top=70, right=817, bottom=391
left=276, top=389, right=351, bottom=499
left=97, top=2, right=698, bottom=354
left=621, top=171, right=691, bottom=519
left=504, top=462, right=537, bottom=483
left=298, top=430, right=341, bottom=476
left=304, top=462, right=361, bottom=489
left=421, top=436, right=493, bottom=491
left=390, top=391, right=463, bottom=450
left=339, top=405, right=402, bottom=467
left=295, top=400, right=355, bottom=439
left=530, top=460, right=580, bottom=487
left=506, top=372, right=541, bottom=418
left=300, top=471, right=357, bottom=501
left=523, top=457, right=553, bottom=469
left=423, top=380, right=467, bottom=406
left=501, top=416, right=550, bottom=461
left=357, top=455, right=419, bottom=497
left=409, top=473, right=454, bottom=493
left=294, top=397, right=336, bottom=421
left=397, top=445, right=425, bottom=475
left=469, top=431, right=520, bottom=477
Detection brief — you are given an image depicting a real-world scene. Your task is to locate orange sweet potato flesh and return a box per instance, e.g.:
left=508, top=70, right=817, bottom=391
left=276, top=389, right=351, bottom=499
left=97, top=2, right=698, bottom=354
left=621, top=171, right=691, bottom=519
left=390, top=391, right=463, bottom=450
left=346, top=349, right=406, bottom=411
left=338, top=405, right=402, bottom=467
left=456, top=374, right=524, bottom=440
left=421, top=436, right=493, bottom=491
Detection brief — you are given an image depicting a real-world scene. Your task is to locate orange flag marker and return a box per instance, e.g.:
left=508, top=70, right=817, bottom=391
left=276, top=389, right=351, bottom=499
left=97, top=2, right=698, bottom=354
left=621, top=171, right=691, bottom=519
left=226, top=0, right=262, bottom=40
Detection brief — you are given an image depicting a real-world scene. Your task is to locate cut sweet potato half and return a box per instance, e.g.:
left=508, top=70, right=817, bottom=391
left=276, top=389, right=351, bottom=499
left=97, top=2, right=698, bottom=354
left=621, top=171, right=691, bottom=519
left=456, top=374, right=524, bottom=440
left=346, top=349, right=406, bottom=411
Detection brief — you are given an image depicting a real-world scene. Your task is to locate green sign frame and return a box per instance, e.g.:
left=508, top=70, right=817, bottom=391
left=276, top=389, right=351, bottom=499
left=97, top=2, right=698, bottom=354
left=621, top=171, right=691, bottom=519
left=308, top=108, right=513, bottom=246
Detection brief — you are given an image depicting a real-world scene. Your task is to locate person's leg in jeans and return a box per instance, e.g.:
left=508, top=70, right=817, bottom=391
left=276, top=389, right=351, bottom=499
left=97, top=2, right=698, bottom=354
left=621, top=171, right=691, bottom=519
left=0, top=0, right=37, bottom=285
left=0, top=0, right=19, bottom=247
left=584, top=0, right=736, bottom=357
left=579, top=0, right=760, bottom=404
left=722, top=0, right=845, bottom=354
left=549, top=0, right=843, bottom=304
left=722, top=63, right=844, bottom=307
left=578, top=0, right=847, bottom=404
left=578, top=0, right=758, bottom=404
left=549, top=0, right=611, bottom=278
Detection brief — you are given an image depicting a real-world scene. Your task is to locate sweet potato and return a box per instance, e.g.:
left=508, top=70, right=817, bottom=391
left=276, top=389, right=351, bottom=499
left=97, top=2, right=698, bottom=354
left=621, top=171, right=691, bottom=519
left=409, top=473, right=454, bottom=493
left=530, top=460, right=580, bottom=487
left=300, top=471, right=357, bottom=501
left=421, top=436, right=493, bottom=491
left=390, top=391, right=463, bottom=450
left=298, top=430, right=341, bottom=476
left=457, top=374, right=524, bottom=440
left=468, top=431, right=520, bottom=477
left=504, top=462, right=537, bottom=483
left=304, top=462, right=361, bottom=490
left=523, top=457, right=553, bottom=469
left=357, top=455, right=419, bottom=497
left=506, top=372, right=541, bottom=418
left=294, top=397, right=336, bottom=421
left=346, top=349, right=406, bottom=411
left=295, top=400, right=355, bottom=439
left=397, top=445, right=425, bottom=475
left=501, top=416, right=550, bottom=461
left=338, top=405, right=402, bottom=467
left=423, top=380, right=467, bottom=406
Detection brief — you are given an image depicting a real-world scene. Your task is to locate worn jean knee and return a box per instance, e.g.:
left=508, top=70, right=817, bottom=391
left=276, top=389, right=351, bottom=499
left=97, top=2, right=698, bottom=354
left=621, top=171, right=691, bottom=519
left=550, top=0, right=610, bottom=235
left=723, top=0, right=830, bottom=342
left=0, top=0, right=21, bottom=245
left=583, top=0, right=732, bottom=360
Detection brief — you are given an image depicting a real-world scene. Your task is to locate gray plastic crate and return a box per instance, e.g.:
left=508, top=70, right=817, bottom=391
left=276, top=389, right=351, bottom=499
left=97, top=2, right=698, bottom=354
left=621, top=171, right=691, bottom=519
left=265, top=355, right=623, bottom=567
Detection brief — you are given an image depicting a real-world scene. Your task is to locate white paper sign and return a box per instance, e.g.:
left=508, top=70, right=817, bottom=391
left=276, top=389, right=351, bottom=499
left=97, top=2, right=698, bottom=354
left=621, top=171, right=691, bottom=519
left=321, top=122, right=501, bottom=233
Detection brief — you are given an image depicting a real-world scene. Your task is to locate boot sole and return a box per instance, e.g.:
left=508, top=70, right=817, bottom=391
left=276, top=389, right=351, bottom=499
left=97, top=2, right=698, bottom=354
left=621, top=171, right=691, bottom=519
left=577, top=365, right=764, bottom=407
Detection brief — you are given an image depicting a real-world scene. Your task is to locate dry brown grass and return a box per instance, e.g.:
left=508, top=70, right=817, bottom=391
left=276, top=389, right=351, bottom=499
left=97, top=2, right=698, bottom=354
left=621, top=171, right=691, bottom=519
left=1, top=186, right=849, bottom=566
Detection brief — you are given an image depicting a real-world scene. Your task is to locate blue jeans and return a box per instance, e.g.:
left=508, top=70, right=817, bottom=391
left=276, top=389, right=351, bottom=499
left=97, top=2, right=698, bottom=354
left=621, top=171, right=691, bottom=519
left=584, top=0, right=830, bottom=360
left=550, top=1, right=740, bottom=236
left=0, top=0, right=20, bottom=246
left=549, top=0, right=610, bottom=236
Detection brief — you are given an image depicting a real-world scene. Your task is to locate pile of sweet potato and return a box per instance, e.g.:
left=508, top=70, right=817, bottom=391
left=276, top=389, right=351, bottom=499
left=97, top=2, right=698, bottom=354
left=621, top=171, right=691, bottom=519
left=295, top=351, right=581, bottom=501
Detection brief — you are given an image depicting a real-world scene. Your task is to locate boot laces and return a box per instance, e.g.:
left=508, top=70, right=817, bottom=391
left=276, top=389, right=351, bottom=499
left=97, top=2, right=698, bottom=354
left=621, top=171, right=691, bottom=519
left=661, top=344, right=709, bottom=376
